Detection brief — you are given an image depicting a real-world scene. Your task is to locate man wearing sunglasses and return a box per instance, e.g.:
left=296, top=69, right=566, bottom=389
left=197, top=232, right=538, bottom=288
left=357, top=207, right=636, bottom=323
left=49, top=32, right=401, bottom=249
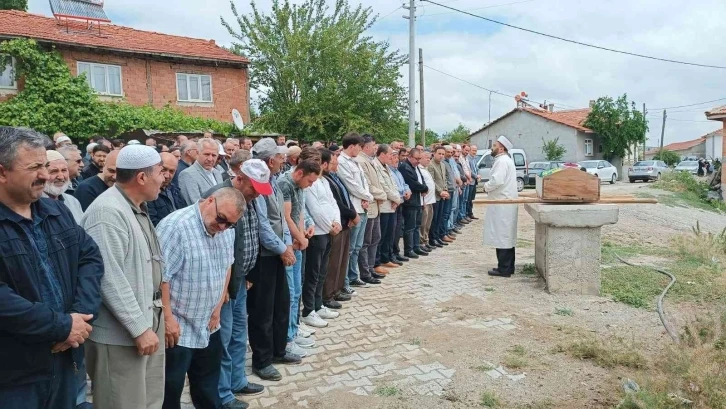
left=157, top=187, right=246, bottom=409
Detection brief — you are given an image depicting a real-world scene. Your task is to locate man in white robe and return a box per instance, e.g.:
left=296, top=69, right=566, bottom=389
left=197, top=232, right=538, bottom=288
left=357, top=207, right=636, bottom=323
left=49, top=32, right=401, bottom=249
left=482, top=135, right=518, bottom=277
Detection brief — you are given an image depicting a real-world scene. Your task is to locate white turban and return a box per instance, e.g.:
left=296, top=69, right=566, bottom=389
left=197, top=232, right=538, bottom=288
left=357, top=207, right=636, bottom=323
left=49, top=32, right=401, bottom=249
left=497, top=135, right=513, bottom=151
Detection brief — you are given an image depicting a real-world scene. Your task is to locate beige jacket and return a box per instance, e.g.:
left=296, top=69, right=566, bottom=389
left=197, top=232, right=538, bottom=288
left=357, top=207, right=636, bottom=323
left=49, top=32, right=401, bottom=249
left=373, top=157, right=402, bottom=213
left=355, top=153, right=387, bottom=218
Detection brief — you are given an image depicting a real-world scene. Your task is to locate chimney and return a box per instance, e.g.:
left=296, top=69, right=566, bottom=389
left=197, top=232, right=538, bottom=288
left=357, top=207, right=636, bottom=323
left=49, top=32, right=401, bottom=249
left=209, top=39, right=216, bottom=45
left=548, top=103, right=554, bottom=112
left=589, top=100, right=596, bottom=108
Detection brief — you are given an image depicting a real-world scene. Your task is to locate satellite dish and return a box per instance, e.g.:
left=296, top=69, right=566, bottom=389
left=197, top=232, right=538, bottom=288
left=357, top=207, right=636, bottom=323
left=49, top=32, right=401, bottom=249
left=232, top=109, right=244, bottom=130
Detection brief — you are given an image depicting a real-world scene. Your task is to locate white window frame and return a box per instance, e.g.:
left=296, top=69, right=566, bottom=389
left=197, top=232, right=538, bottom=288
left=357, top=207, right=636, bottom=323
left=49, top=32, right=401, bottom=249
left=76, top=61, right=123, bottom=96
left=176, top=73, right=213, bottom=103
left=0, top=55, right=17, bottom=90
left=584, top=139, right=594, bottom=157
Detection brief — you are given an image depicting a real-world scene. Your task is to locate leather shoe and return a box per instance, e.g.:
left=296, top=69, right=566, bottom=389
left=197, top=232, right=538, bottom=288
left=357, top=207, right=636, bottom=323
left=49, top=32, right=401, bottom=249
left=234, top=382, right=265, bottom=396
left=403, top=251, right=419, bottom=259
left=395, top=255, right=409, bottom=262
left=371, top=272, right=386, bottom=279
left=334, top=293, right=351, bottom=302
left=361, top=277, right=381, bottom=285
left=324, top=300, right=343, bottom=309
left=413, top=248, right=429, bottom=256
left=488, top=269, right=512, bottom=277
left=253, top=365, right=282, bottom=381
left=374, top=266, right=389, bottom=275
left=442, top=236, right=454, bottom=243
left=437, top=240, right=449, bottom=246
left=453, top=227, right=463, bottom=233
left=272, top=353, right=302, bottom=365
left=469, top=215, right=479, bottom=220
left=383, top=262, right=399, bottom=268
left=223, top=399, right=249, bottom=409
left=430, top=242, right=443, bottom=248
left=460, top=219, right=470, bottom=224
left=392, top=260, right=404, bottom=266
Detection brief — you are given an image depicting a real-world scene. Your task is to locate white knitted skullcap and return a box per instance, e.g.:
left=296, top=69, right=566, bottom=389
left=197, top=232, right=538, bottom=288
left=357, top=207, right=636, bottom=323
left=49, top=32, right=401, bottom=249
left=117, top=145, right=161, bottom=170
left=46, top=150, right=65, bottom=162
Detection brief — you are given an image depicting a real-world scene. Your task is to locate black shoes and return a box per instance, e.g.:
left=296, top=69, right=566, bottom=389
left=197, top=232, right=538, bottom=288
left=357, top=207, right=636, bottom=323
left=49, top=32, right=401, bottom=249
left=253, top=365, right=282, bottom=381
left=272, top=353, right=303, bottom=365
left=429, top=241, right=443, bottom=248
left=395, top=255, right=409, bottom=262
left=350, top=279, right=368, bottom=287
left=488, top=269, right=512, bottom=278
left=404, top=251, right=420, bottom=259
left=362, top=277, right=381, bottom=285
left=334, top=292, right=352, bottom=302
left=437, top=240, right=448, bottom=246
left=469, top=215, right=479, bottom=220
left=371, top=272, right=386, bottom=280
left=413, top=248, right=429, bottom=256
left=234, top=382, right=265, bottom=396
left=324, top=300, right=343, bottom=309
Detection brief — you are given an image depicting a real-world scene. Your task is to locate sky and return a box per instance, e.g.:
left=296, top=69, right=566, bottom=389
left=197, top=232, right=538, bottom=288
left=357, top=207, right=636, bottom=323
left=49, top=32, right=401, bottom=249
left=27, top=0, right=726, bottom=146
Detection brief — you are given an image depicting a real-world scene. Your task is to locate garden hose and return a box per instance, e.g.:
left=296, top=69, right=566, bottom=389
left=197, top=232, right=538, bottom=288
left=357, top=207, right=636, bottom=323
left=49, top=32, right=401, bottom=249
left=614, top=254, right=680, bottom=343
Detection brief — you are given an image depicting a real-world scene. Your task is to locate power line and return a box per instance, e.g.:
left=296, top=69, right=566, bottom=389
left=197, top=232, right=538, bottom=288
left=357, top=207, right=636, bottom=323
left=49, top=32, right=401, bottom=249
left=420, top=0, right=536, bottom=17
left=651, top=97, right=726, bottom=111
left=423, top=64, right=514, bottom=98
left=421, top=0, right=726, bottom=69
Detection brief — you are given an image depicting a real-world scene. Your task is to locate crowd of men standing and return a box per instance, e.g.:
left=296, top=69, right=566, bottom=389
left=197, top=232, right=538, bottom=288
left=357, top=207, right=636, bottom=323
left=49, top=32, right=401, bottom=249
left=0, top=126, right=485, bottom=409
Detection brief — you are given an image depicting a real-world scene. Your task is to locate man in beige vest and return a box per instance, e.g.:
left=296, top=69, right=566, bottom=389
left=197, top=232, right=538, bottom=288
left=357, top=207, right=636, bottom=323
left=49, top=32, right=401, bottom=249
left=82, top=145, right=166, bottom=409
left=372, top=144, right=402, bottom=270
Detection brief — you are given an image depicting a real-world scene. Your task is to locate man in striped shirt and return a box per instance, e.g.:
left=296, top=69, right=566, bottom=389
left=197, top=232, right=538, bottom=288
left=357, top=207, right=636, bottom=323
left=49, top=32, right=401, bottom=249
left=157, top=187, right=246, bottom=409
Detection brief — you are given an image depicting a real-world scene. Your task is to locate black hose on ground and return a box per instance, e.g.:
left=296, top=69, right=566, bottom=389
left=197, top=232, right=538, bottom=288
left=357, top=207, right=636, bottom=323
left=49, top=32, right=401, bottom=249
left=613, top=254, right=680, bottom=343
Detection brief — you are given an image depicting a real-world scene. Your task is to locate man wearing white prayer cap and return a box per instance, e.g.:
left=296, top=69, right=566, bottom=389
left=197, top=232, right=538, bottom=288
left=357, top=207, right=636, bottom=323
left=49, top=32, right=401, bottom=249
left=42, top=150, right=84, bottom=223
left=81, top=145, right=167, bottom=409
left=482, top=135, right=519, bottom=277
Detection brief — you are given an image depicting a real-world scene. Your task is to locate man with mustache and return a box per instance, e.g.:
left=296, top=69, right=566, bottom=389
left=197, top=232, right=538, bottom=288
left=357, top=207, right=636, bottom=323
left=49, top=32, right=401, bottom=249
left=43, top=150, right=84, bottom=223
left=58, top=145, right=85, bottom=196
left=81, top=144, right=110, bottom=179
left=147, top=153, right=183, bottom=226
left=74, top=149, right=118, bottom=211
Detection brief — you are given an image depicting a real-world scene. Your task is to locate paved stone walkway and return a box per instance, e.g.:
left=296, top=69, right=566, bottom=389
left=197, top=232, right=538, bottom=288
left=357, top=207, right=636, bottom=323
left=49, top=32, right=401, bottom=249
left=175, top=221, right=520, bottom=408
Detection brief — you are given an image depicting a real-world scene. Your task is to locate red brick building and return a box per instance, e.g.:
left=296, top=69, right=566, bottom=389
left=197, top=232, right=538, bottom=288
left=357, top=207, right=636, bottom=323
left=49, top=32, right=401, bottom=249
left=0, top=10, right=250, bottom=124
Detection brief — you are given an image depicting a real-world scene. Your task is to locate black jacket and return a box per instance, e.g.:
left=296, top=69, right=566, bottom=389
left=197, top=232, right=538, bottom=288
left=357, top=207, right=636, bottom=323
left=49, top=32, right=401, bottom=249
left=324, top=173, right=357, bottom=230
left=147, top=184, right=184, bottom=226
left=398, top=159, right=428, bottom=207
left=0, top=198, right=104, bottom=386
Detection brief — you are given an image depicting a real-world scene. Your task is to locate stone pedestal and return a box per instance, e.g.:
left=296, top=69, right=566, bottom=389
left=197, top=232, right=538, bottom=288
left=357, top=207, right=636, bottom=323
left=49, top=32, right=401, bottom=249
left=524, top=204, right=619, bottom=295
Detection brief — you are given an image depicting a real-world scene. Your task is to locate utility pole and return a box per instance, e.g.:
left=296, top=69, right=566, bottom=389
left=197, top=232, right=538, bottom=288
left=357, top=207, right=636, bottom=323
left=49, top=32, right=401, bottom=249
left=659, top=109, right=667, bottom=151
left=404, top=0, right=416, bottom=148
left=418, top=48, right=425, bottom=147
left=488, top=91, right=493, bottom=124
left=641, top=103, right=646, bottom=160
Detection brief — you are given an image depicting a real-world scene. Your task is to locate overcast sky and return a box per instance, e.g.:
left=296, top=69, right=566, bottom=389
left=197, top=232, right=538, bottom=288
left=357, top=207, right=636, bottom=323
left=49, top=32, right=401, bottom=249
left=28, top=0, right=726, bottom=145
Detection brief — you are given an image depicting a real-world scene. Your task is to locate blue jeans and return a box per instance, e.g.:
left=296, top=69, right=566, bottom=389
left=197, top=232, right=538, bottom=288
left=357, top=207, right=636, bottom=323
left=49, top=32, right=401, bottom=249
left=286, top=249, right=303, bottom=342
left=439, top=194, right=453, bottom=239
left=458, top=185, right=469, bottom=221
left=448, top=189, right=459, bottom=232
left=0, top=350, right=75, bottom=409
left=218, top=283, right=248, bottom=405
left=346, top=213, right=368, bottom=285
left=76, top=359, right=88, bottom=406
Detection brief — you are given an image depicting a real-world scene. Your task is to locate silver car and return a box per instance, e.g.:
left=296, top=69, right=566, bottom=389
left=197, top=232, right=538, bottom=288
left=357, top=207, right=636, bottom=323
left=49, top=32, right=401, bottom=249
left=674, top=161, right=699, bottom=175
left=628, top=160, right=669, bottom=183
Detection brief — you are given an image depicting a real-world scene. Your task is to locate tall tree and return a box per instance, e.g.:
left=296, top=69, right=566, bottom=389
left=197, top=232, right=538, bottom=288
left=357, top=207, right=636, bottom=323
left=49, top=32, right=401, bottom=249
left=222, top=0, right=406, bottom=142
left=441, top=123, right=471, bottom=143
left=583, top=94, right=648, bottom=161
left=0, top=0, right=28, bottom=11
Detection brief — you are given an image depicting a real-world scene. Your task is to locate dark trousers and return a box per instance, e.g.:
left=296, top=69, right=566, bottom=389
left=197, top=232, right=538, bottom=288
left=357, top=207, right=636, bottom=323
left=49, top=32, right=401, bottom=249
left=359, top=216, right=381, bottom=279
left=247, top=255, right=290, bottom=369
left=0, top=350, right=75, bottom=409
left=402, top=205, right=423, bottom=253
left=324, top=230, right=351, bottom=301
left=303, top=234, right=331, bottom=316
left=163, top=331, right=223, bottom=409
left=430, top=200, right=443, bottom=243
left=393, top=206, right=404, bottom=256
left=439, top=193, right=453, bottom=238
left=496, top=248, right=516, bottom=274
left=467, top=182, right=477, bottom=216
left=377, top=212, right=396, bottom=265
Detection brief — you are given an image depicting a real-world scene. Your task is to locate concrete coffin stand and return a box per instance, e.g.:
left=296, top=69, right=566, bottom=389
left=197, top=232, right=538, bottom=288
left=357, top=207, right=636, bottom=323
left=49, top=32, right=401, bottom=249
left=524, top=203, right=619, bottom=296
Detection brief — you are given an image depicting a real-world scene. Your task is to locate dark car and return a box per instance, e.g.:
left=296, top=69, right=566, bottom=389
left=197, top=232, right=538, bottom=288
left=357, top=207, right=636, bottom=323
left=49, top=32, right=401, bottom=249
left=526, top=161, right=565, bottom=185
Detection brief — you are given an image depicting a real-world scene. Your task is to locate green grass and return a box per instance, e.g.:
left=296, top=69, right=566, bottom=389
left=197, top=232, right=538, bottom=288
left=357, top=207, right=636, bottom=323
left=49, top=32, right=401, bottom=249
left=374, top=385, right=401, bottom=397
left=560, top=338, right=646, bottom=369
left=521, top=263, right=536, bottom=275
left=651, top=172, right=726, bottom=213
left=503, top=345, right=529, bottom=369
left=555, top=307, right=574, bottom=316
left=473, top=364, right=495, bottom=372
left=409, top=337, right=422, bottom=346
left=480, top=391, right=501, bottom=408
left=484, top=287, right=495, bottom=292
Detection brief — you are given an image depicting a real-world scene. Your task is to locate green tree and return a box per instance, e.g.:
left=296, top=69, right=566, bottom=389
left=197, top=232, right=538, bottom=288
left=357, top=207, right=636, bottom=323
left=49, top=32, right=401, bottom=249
left=583, top=94, right=648, bottom=161
left=222, top=0, right=406, bottom=143
left=441, top=123, right=470, bottom=143
left=542, top=137, right=566, bottom=161
left=653, top=149, right=680, bottom=166
left=0, top=0, right=27, bottom=11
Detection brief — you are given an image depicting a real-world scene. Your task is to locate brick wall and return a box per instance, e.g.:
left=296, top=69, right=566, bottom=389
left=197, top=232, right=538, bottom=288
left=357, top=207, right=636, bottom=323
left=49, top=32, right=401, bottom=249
left=0, top=48, right=249, bottom=124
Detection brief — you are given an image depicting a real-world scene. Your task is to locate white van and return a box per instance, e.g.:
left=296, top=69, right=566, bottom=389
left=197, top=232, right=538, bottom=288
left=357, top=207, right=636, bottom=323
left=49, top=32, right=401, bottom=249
left=475, top=149, right=528, bottom=192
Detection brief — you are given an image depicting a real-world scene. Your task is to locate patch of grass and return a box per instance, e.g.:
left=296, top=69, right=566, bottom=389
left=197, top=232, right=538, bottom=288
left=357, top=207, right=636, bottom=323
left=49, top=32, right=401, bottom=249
left=652, top=172, right=726, bottom=212
left=374, top=385, right=401, bottom=397
left=409, top=337, right=422, bottom=346
left=473, top=364, right=494, bottom=372
left=510, top=345, right=526, bottom=356
left=503, top=345, right=529, bottom=369
left=555, top=307, right=574, bottom=316
left=442, top=389, right=461, bottom=402
left=521, top=263, right=536, bottom=275
left=561, top=338, right=646, bottom=369
left=484, top=287, right=495, bottom=292
left=518, top=400, right=555, bottom=409
left=617, top=314, right=726, bottom=409
left=480, top=391, right=501, bottom=408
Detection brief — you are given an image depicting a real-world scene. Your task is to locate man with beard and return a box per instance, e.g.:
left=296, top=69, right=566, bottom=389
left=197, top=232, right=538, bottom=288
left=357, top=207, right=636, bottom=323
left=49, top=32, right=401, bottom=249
left=58, top=145, right=85, bottom=196
left=178, top=138, right=223, bottom=206
left=42, top=150, right=84, bottom=223
left=148, top=152, right=183, bottom=226
left=74, top=149, right=118, bottom=211
left=81, top=144, right=110, bottom=179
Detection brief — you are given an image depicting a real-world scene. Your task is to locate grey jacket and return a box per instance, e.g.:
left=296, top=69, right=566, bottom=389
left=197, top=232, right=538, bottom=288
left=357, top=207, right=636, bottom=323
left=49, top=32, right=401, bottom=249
left=428, top=161, right=448, bottom=201
left=81, top=186, right=158, bottom=346
left=179, top=161, right=223, bottom=206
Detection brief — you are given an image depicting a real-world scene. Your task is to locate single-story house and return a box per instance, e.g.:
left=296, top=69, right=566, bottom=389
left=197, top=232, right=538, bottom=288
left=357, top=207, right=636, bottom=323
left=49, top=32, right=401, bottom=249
left=0, top=9, right=250, bottom=124
left=468, top=106, right=605, bottom=163
left=644, top=136, right=706, bottom=160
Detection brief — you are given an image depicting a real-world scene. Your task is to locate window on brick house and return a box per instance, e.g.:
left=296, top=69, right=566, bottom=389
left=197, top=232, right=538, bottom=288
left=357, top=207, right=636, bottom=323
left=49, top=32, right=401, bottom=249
left=77, top=62, right=122, bottom=96
left=0, top=56, right=16, bottom=89
left=584, top=139, right=594, bottom=157
left=176, top=73, right=212, bottom=103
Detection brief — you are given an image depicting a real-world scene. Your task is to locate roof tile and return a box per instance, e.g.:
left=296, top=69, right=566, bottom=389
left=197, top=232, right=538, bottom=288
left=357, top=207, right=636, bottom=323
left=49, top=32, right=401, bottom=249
left=522, top=107, right=592, bottom=132
left=0, top=10, right=247, bottom=64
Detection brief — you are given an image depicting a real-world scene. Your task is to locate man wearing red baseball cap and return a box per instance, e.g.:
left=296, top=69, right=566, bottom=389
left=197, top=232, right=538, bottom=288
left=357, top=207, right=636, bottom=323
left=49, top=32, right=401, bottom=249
left=201, top=157, right=272, bottom=408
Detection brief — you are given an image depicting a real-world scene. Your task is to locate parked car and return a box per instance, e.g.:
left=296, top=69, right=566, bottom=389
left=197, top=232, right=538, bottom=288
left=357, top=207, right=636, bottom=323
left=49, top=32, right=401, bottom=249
left=526, top=161, right=565, bottom=186
left=579, top=160, right=618, bottom=184
left=628, top=160, right=670, bottom=183
left=475, top=148, right=528, bottom=192
left=674, top=160, right=699, bottom=175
